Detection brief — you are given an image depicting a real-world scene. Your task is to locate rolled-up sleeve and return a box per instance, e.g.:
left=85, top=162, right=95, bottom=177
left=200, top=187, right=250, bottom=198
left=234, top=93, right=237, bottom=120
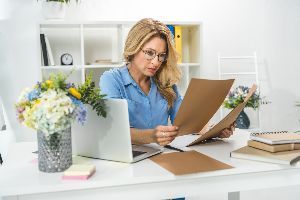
left=99, top=71, right=122, bottom=99
left=169, top=85, right=183, bottom=124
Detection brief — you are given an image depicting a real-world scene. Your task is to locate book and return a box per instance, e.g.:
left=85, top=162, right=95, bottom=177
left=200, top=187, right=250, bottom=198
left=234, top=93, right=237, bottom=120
left=174, top=26, right=182, bottom=63
left=166, top=25, right=175, bottom=39
left=230, top=146, right=300, bottom=165
left=40, top=34, right=48, bottom=66
left=248, top=140, right=300, bottom=153
left=62, top=164, right=96, bottom=180
left=250, top=131, right=300, bottom=145
left=44, top=35, right=55, bottom=66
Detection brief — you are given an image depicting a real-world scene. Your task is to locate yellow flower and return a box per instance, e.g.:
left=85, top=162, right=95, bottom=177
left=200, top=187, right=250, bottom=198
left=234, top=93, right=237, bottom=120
left=45, top=80, right=53, bottom=88
left=34, top=99, right=41, bottom=106
left=69, top=87, right=81, bottom=99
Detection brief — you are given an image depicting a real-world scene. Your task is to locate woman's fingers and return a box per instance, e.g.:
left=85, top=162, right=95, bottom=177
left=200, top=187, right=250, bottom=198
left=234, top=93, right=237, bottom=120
left=219, top=128, right=233, bottom=138
left=154, top=125, right=179, bottom=146
left=156, top=130, right=178, bottom=138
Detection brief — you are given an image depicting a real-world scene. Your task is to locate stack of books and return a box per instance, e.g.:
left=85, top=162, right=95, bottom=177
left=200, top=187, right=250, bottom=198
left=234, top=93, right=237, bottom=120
left=231, top=131, right=300, bottom=165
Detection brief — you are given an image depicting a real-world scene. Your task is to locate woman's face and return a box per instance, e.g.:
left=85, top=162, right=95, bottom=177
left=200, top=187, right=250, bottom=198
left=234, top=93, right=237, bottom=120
left=131, top=36, right=167, bottom=77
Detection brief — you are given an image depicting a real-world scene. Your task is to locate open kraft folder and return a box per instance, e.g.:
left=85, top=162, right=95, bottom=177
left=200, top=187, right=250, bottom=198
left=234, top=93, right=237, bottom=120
left=188, top=84, right=257, bottom=146
left=174, top=78, right=234, bottom=136
left=174, top=78, right=257, bottom=147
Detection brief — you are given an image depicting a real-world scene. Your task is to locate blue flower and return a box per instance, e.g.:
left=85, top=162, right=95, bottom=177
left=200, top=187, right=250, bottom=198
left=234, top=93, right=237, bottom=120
left=66, top=83, right=75, bottom=89
left=27, top=89, right=41, bottom=101
left=70, top=96, right=81, bottom=106
left=74, top=102, right=87, bottom=125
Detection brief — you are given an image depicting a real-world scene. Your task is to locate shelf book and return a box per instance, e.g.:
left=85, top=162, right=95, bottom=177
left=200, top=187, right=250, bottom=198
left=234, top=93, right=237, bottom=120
left=40, top=34, right=48, bottom=66
left=174, top=26, right=182, bottom=63
left=44, top=35, right=54, bottom=66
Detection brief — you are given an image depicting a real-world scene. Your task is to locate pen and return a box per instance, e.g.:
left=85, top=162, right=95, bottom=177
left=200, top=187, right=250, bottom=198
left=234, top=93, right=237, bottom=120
left=164, top=145, right=184, bottom=152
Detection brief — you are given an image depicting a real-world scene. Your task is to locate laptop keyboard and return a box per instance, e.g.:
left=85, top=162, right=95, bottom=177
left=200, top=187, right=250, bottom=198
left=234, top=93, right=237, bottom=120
left=132, top=150, right=147, bottom=158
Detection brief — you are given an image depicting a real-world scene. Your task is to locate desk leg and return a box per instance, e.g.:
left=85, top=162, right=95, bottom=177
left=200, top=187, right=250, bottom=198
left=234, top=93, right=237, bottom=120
left=228, top=191, right=240, bottom=200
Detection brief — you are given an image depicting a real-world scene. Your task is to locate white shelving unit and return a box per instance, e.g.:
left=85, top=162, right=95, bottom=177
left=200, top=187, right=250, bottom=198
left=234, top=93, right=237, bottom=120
left=38, top=21, right=201, bottom=95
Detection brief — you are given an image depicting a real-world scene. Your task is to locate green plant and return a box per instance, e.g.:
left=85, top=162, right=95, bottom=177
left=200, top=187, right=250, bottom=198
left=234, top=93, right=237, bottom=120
left=223, top=85, right=261, bottom=110
left=77, top=72, right=107, bottom=118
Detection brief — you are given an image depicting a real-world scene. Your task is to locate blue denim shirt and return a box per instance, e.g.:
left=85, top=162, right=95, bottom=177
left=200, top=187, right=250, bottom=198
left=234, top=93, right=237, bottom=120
left=99, top=66, right=183, bottom=129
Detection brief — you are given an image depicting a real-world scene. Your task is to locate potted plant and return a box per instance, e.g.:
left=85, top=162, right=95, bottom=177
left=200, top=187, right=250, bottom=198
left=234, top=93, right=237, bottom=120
left=223, top=85, right=261, bottom=129
left=15, top=72, right=106, bottom=172
left=39, top=0, right=79, bottom=19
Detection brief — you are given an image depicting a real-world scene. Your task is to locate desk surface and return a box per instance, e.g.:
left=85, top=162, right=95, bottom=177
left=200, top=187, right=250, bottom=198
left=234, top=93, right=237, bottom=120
left=1, top=129, right=300, bottom=199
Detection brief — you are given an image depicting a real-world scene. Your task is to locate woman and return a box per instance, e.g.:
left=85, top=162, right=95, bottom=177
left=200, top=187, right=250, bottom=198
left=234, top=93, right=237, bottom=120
left=100, top=18, right=234, bottom=146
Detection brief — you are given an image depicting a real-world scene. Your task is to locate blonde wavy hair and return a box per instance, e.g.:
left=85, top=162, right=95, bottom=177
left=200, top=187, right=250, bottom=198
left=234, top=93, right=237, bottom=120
left=124, top=18, right=181, bottom=108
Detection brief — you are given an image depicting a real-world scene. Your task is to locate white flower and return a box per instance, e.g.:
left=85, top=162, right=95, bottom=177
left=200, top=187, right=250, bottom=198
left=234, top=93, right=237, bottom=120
left=32, top=89, right=76, bottom=136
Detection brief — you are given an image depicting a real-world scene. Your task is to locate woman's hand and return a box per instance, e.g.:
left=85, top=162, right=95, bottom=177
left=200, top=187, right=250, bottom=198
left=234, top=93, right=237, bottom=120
left=196, top=122, right=236, bottom=138
left=218, top=123, right=236, bottom=138
left=153, top=125, right=179, bottom=146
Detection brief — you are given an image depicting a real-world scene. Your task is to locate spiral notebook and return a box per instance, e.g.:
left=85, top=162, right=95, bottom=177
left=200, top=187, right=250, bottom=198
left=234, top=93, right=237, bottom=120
left=250, top=131, right=300, bottom=145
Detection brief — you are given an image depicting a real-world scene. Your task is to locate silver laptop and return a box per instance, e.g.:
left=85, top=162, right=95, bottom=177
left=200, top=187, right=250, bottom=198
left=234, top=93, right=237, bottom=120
left=72, top=99, right=163, bottom=163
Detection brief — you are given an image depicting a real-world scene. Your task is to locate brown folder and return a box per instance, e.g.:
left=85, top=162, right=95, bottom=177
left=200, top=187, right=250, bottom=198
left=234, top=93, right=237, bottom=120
left=150, top=150, right=233, bottom=175
left=187, top=84, right=257, bottom=146
left=174, top=78, right=234, bottom=136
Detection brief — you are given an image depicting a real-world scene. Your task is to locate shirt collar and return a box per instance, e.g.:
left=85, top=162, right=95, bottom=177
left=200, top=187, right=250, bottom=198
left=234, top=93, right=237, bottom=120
left=121, top=65, right=155, bottom=88
left=121, top=66, right=136, bottom=86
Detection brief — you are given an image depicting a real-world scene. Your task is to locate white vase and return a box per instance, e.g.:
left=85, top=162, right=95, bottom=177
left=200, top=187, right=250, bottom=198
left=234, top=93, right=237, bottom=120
left=42, top=1, right=66, bottom=20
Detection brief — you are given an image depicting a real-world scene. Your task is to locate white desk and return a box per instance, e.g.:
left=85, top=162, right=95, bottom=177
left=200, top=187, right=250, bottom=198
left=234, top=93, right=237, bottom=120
left=1, top=129, right=300, bottom=200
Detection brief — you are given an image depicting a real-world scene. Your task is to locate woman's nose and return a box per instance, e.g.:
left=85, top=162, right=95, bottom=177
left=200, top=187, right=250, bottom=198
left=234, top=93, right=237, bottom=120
left=151, top=55, right=161, bottom=66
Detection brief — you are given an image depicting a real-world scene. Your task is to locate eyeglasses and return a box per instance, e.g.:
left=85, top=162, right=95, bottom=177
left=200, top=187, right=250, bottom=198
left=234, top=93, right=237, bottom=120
left=141, top=48, right=167, bottom=62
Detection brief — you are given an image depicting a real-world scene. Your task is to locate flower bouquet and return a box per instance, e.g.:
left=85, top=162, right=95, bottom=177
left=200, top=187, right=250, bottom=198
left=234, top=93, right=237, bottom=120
left=223, top=85, right=260, bottom=110
left=223, top=85, right=260, bottom=129
left=15, top=72, right=106, bottom=172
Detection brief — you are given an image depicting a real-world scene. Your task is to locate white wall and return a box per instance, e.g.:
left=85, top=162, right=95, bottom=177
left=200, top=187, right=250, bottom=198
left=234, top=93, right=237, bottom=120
left=0, top=0, right=300, bottom=141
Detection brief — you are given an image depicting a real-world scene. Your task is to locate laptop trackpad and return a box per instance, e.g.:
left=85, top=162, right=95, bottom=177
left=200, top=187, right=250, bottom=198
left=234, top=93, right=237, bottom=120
left=132, top=150, right=147, bottom=158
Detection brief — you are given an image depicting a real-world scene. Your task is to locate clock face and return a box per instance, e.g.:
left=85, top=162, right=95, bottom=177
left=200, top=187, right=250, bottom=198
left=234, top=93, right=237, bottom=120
left=61, top=53, right=73, bottom=65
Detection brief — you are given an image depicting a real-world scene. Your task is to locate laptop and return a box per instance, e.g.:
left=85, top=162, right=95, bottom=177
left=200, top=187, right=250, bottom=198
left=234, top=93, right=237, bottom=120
left=72, top=99, right=163, bottom=163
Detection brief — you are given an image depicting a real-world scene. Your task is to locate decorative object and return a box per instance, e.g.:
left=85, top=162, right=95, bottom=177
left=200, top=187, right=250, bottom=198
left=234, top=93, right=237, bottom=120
left=223, top=85, right=260, bottom=129
left=61, top=53, right=73, bottom=65
left=42, top=1, right=66, bottom=20
left=15, top=72, right=106, bottom=172
left=37, top=126, right=72, bottom=172
left=235, top=109, right=250, bottom=129
left=40, top=0, right=79, bottom=20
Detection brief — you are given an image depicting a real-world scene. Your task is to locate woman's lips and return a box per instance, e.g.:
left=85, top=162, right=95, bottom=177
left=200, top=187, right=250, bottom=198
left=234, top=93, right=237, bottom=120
left=147, top=68, right=157, bottom=73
